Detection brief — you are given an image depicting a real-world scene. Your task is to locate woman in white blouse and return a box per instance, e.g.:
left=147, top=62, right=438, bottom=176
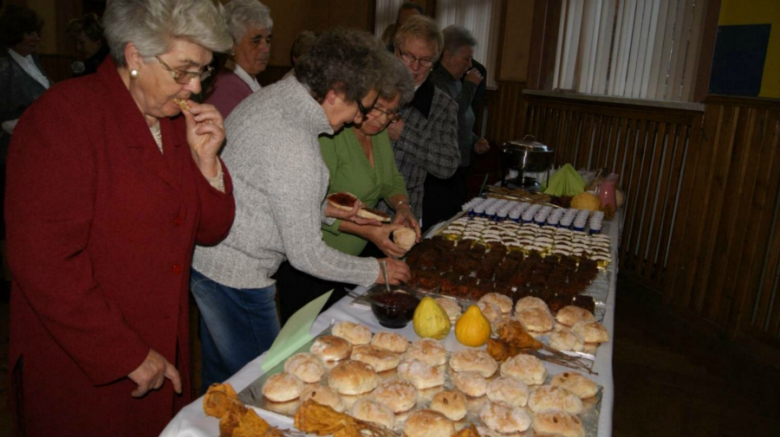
left=0, top=5, right=50, bottom=147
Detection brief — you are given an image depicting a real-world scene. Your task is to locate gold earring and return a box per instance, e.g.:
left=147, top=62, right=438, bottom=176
left=130, top=69, right=139, bottom=78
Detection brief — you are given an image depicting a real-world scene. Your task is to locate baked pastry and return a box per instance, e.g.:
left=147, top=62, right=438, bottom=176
left=451, top=371, right=488, bottom=397
left=514, top=296, right=549, bottom=313
left=532, top=410, right=585, bottom=437
left=435, top=297, right=462, bottom=323
left=551, top=372, right=599, bottom=399
left=172, top=98, right=190, bottom=111
left=429, top=390, right=467, bottom=421
left=486, top=376, right=529, bottom=407
left=528, top=385, right=583, bottom=414
left=310, top=335, right=352, bottom=361
left=572, top=320, right=610, bottom=343
left=283, top=352, right=325, bottom=383
left=299, top=385, right=345, bottom=412
left=478, top=293, right=513, bottom=314
left=500, top=354, right=547, bottom=386
left=349, top=398, right=395, bottom=430
left=516, top=307, right=555, bottom=333
left=403, top=410, right=455, bottom=437
left=370, top=331, right=409, bottom=353
left=479, top=401, right=532, bottom=434
left=393, top=227, right=417, bottom=251
left=263, top=399, right=300, bottom=416
left=350, top=344, right=401, bottom=372
left=332, top=321, right=372, bottom=345
left=261, top=372, right=304, bottom=402
left=449, top=349, right=498, bottom=378
left=556, top=305, right=596, bottom=327
left=371, top=378, right=418, bottom=413
left=549, top=328, right=586, bottom=352
left=477, top=301, right=501, bottom=323
left=397, top=359, right=445, bottom=389
left=404, top=338, right=447, bottom=366
left=328, top=360, right=379, bottom=395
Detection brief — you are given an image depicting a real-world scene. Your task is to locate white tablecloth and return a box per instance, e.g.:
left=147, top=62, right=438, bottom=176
left=161, top=215, right=619, bottom=437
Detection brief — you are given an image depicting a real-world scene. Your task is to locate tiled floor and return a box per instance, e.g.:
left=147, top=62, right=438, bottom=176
left=0, top=275, right=778, bottom=436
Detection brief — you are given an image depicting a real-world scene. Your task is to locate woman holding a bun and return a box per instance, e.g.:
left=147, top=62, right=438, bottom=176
left=191, top=28, right=410, bottom=392
left=276, top=56, right=421, bottom=323
left=5, top=0, right=235, bottom=434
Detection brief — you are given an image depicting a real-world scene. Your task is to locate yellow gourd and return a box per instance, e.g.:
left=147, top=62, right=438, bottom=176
left=413, top=297, right=451, bottom=340
left=571, top=192, right=601, bottom=211
left=455, top=305, right=492, bottom=347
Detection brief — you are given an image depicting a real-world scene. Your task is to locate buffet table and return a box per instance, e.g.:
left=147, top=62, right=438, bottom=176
left=161, top=214, right=620, bottom=437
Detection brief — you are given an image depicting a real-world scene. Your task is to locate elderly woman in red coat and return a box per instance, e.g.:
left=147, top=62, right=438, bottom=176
left=5, top=0, right=235, bottom=435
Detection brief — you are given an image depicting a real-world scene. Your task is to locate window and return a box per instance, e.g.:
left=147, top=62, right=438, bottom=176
left=552, top=0, right=710, bottom=102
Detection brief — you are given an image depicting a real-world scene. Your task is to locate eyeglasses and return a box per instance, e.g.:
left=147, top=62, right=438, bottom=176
left=370, top=106, right=401, bottom=122
left=398, top=49, right=434, bottom=68
left=156, top=56, right=214, bottom=85
left=356, top=96, right=378, bottom=119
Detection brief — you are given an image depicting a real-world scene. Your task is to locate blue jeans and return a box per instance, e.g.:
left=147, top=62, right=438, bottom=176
left=190, top=268, right=281, bottom=392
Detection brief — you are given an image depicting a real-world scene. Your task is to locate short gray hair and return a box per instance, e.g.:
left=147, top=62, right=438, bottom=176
left=393, top=15, right=443, bottom=61
left=104, top=0, right=233, bottom=66
left=377, top=54, right=415, bottom=106
left=442, top=25, right=477, bottom=54
left=224, top=0, right=273, bottom=42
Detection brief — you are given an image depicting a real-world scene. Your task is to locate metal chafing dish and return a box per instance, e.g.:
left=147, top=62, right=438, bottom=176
left=501, top=135, right=554, bottom=191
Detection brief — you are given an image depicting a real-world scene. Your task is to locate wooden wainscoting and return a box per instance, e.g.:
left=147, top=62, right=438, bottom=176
left=664, top=96, right=780, bottom=345
left=515, top=92, right=704, bottom=289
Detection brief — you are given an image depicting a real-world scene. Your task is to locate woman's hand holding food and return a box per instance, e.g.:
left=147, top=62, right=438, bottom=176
left=182, top=100, right=225, bottom=178
left=393, top=204, right=421, bottom=242
left=367, top=223, right=409, bottom=258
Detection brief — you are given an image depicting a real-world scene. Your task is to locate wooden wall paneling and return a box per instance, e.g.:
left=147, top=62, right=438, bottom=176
left=691, top=105, right=740, bottom=315
left=720, top=110, right=777, bottom=331
left=619, top=119, right=648, bottom=268
left=705, top=107, right=757, bottom=323
left=765, top=216, right=780, bottom=336
left=645, top=123, right=680, bottom=283
left=748, top=114, right=780, bottom=333
left=611, top=117, right=629, bottom=173
left=634, top=122, right=667, bottom=275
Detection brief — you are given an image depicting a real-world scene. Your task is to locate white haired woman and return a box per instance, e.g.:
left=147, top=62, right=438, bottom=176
left=206, top=0, right=273, bottom=118
left=191, top=28, right=410, bottom=391
left=5, top=0, right=235, bottom=435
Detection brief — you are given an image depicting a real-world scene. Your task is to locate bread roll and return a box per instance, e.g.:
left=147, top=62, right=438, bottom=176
left=283, top=352, right=325, bottom=384
left=261, top=372, right=304, bottom=402
left=370, top=331, right=409, bottom=353
left=449, top=349, right=498, bottom=378
left=500, top=354, right=546, bottom=386
left=476, top=301, right=501, bottom=323
left=332, top=321, right=372, bottom=345
left=451, top=371, right=488, bottom=397
left=479, top=401, right=531, bottom=434
left=300, top=385, right=345, bottom=412
left=550, top=372, right=599, bottom=399
left=435, top=297, right=462, bottom=323
left=514, top=296, right=549, bottom=313
left=310, top=335, right=352, bottom=361
left=486, top=376, right=529, bottom=407
left=528, top=385, right=583, bottom=414
left=572, top=320, right=609, bottom=343
left=478, top=293, right=513, bottom=314
left=328, top=360, right=379, bottom=395
left=403, top=410, right=455, bottom=437
left=404, top=338, right=447, bottom=366
left=429, top=390, right=467, bottom=421
left=549, top=328, right=586, bottom=352
left=350, top=344, right=401, bottom=372
left=349, top=398, right=395, bottom=430
left=371, top=378, right=418, bottom=413
left=397, top=359, right=444, bottom=390
left=532, top=410, right=585, bottom=437
left=517, top=307, right=555, bottom=333
left=556, top=306, right=596, bottom=327
left=393, top=227, right=417, bottom=251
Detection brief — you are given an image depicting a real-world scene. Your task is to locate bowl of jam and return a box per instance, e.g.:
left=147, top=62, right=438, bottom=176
left=369, top=290, right=420, bottom=329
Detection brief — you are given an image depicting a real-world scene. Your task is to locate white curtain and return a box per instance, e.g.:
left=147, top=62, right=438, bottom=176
left=435, top=0, right=500, bottom=88
left=375, top=0, right=406, bottom=39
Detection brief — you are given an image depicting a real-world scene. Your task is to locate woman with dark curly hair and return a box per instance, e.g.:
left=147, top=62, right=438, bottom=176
left=190, top=28, right=410, bottom=391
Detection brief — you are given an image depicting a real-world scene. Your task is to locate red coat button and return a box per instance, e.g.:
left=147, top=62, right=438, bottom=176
left=172, top=264, right=182, bottom=274
left=173, top=217, right=183, bottom=226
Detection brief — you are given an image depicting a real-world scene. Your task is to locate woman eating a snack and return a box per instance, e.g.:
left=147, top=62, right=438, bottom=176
left=5, top=0, right=235, bottom=435
left=276, top=56, right=420, bottom=323
left=191, top=28, right=410, bottom=392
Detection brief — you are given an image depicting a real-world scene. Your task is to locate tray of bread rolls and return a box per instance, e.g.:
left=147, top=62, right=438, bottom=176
left=238, top=321, right=603, bottom=437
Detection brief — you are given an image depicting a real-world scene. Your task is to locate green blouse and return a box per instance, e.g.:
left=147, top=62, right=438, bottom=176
left=319, top=128, right=409, bottom=256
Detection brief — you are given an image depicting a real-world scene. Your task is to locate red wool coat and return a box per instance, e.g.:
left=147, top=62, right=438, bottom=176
left=5, top=59, right=235, bottom=436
